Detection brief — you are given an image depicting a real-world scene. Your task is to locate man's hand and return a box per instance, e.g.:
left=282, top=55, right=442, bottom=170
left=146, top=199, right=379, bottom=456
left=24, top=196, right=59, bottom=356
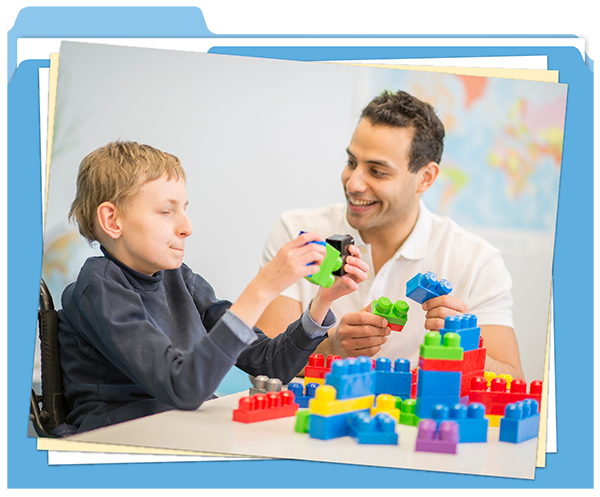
left=421, top=295, right=469, bottom=331
left=330, top=303, right=391, bottom=358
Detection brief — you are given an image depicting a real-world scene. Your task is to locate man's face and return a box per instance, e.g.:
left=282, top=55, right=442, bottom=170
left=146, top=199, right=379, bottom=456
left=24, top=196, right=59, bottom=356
left=113, top=175, right=192, bottom=276
left=342, top=119, right=421, bottom=235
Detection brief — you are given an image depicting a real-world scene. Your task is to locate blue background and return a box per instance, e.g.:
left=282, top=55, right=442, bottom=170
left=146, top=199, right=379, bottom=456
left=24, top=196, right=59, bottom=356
left=6, top=6, right=593, bottom=489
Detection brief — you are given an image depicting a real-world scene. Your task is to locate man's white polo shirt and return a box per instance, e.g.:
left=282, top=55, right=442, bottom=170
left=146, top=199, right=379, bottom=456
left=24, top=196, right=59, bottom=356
left=260, top=201, right=513, bottom=367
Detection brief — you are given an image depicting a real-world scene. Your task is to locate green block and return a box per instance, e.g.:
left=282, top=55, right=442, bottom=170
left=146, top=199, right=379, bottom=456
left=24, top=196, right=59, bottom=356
left=294, top=410, right=310, bottom=433
left=398, top=398, right=419, bottom=427
left=419, top=331, right=464, bottom=360
left=306, top=242, right=342, bottom=288
left=371, top=297, right=409, bottom=326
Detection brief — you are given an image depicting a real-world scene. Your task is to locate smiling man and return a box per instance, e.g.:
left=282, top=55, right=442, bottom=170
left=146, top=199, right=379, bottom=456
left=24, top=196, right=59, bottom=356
left=257, top=90, right=524, bottom=378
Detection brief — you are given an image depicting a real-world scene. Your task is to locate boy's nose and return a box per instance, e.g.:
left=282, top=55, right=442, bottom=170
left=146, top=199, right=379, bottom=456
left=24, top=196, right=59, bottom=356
left=178, top=214, right=193, bottom=237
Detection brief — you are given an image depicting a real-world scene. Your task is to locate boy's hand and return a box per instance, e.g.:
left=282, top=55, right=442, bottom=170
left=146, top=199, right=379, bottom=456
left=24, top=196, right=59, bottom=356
left=256, top=231, right=327, bottom=300
left=421, top=295, right=469, bottom=331
left=309, top=245, right=369, bottom=325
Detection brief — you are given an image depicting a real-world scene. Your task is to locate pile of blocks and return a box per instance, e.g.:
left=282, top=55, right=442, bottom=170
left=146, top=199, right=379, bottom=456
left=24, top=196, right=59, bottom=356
left=295, top=356, right=410, bottom=445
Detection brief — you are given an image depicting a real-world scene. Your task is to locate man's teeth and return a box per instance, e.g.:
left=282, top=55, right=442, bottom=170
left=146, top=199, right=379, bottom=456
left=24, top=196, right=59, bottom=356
left=351, top=199, right=375, bottom=206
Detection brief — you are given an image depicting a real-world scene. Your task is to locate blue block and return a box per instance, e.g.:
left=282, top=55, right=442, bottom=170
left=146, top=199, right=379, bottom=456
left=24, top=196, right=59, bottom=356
left=308, top=409, right=370, bottom=440
left=417, top=369, right=461, bottom=397
left=348, top=412, right=398, bottom=445
left=287, top=382, right=319, bottom=409
left=406, top=271, right=452, bottom=304
left=374, top=357, right=412, bottom=398
left=324, top=356, right=376, bottom=399
left=415, top=394, right=460, bottom=419
left=499, top=400, right=540, bottom=443
left=439, top=314, right=480, bottom=351
left=450, top=403, right=489, bottom=443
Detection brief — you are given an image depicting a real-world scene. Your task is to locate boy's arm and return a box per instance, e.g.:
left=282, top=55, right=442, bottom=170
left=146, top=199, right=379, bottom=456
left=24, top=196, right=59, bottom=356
left=73, top=277, right=254, bottom=411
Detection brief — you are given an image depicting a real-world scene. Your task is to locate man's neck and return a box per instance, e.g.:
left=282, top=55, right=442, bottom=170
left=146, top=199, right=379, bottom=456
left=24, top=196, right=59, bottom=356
left=359, top=204, right=420, bottom=275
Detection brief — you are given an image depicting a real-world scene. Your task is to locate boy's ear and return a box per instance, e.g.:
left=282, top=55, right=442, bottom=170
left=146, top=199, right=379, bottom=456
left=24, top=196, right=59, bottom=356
left=416, top=161, right=440, bottom=194
left=96, top=202, right=122, bottom=240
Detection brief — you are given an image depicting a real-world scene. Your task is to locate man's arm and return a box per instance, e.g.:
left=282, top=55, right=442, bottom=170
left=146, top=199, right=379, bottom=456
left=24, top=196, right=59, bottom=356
left=480, top=325, right=524, bottom=379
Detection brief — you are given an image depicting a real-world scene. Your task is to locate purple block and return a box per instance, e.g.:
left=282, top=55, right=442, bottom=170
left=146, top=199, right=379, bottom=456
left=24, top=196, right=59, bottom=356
left=415, top=419, right=459, bottom=454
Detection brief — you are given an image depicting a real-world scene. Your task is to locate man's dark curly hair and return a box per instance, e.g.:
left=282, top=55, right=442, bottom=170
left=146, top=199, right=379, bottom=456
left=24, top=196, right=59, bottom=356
left=360, top=90, right=445, bottom=173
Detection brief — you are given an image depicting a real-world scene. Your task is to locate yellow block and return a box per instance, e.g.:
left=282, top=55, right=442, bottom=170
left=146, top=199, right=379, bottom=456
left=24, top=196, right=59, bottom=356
left=304, top=377, right=324, bottom=387
left=309, top=385, right=374, bottom=416
left=486, top=414, right=503, bottom=427
left=370, top=394, right=400, bottom=422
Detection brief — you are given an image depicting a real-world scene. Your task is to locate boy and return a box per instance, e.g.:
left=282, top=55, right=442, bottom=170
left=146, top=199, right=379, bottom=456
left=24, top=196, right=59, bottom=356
left=58, top=141, right=368, bottom=433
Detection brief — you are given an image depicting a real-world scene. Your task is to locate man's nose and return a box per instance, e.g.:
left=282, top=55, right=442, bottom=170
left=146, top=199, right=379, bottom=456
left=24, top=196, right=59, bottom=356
left=345, top=166, right=367, bottom=193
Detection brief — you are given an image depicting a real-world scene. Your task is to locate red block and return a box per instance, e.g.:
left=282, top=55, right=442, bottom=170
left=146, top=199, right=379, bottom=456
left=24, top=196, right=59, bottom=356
left=233, top=390, right=299, bottom=423
left=460, top=370, right=484, bottom=397
left=389, top=323, right=405, bottom=332
left=418, top=356, right=463, bottom=371
left=411, top=368, right=418, bottom=399
left=462, top=346, right=486, bottom=372
left=467, top=377, right=543, bottom=415
left=304, top=353, right=341, bottom=379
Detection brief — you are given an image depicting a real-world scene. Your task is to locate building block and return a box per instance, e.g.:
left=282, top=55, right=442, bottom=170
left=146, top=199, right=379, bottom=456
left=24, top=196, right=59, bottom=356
left=308, top=384, right=375, bottom=416
left=419, top=331, right=464, bottom=361
left=233, top=390, right=298, bottom=423
left=308, top=409, right=369, bottom=440
left=417, top=369, right=461, bottom=397
left=411, top=369, right=418, bottom=399
left=499, top=400, right=540, bottom=443
left=374, top=357, right=412, bottom=398
left=371, top=297, right=409, bottom=331
left=348, top=412, right=399, bottom=445
left=439, top=314, right=481, bottom=351
left=418, top=356, right=463, bottom=372
left=303, top=236, right=343, bottom=288
left=303, top=376, right=324, bottom=387
left=324, top=356, right=376, bottom=399
left=371, top=394, right=400, bottom=421
left=467, top=376, right=543, bottom=416
left=449, top=403, right=488, bottom=443
left=486, top=414, right=502, bottom=427
left=249, top=375, right=282, bottom=396
left=415, top=418, right=459, bottom=454
left=406, top=271, right=452, bottom=304
left=326, top=234, right=354, bottom=277
left=398, top=398, right=419, bottom=427
left=287, top=382, right=319, bottom=409
left=460, top=371, right=485, bottom=398
left=462, top=345, right=486, bottom=372
left=415, top=394, right=460, bottom=419
left=304, top=353, right=341, bottom=379
left=294, top=410, right=310, bottom=433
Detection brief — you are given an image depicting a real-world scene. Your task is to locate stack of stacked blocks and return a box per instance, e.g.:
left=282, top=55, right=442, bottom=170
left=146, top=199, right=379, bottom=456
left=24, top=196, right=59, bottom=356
left=467, top=374, right=542, bottom=427
left=296, top=356, right=409, bottom=445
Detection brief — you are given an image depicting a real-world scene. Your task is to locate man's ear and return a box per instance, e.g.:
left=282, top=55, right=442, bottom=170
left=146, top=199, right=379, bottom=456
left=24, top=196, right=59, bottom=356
left=416, top=162, right=440, bottom=194
left=96, top=202, right=122, bottom=240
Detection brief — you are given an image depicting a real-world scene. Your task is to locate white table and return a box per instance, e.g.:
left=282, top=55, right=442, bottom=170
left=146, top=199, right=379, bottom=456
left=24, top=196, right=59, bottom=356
left=68, top=391, right=538, bottom=479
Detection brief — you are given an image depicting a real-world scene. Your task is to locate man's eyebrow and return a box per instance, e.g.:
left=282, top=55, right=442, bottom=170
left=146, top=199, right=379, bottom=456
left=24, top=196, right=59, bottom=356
left=346, top=148, right=393, bottom=169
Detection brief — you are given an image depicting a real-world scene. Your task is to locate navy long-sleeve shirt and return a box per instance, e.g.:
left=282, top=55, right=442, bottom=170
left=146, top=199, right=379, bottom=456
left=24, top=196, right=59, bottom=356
left=58, top=249, right=333, bottom=432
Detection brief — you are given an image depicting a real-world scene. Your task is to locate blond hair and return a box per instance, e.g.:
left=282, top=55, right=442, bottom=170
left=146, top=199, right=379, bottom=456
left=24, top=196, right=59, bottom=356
left=69, top=141, right=186, bottom=243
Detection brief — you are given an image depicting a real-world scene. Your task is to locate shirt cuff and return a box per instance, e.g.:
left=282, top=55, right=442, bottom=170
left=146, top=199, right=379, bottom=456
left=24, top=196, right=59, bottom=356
left=301, top=301, right=337, bottom=338
left=221, top=310, right=259, bottom=345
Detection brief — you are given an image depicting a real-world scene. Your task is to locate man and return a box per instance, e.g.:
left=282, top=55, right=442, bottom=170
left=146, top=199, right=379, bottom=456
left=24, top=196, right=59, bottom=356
left=257, top=90, right=524, bottom=379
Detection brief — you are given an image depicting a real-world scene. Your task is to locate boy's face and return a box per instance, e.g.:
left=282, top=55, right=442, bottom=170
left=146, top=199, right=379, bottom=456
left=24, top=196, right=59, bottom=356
left=112, top=175, right=192, bottom=276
